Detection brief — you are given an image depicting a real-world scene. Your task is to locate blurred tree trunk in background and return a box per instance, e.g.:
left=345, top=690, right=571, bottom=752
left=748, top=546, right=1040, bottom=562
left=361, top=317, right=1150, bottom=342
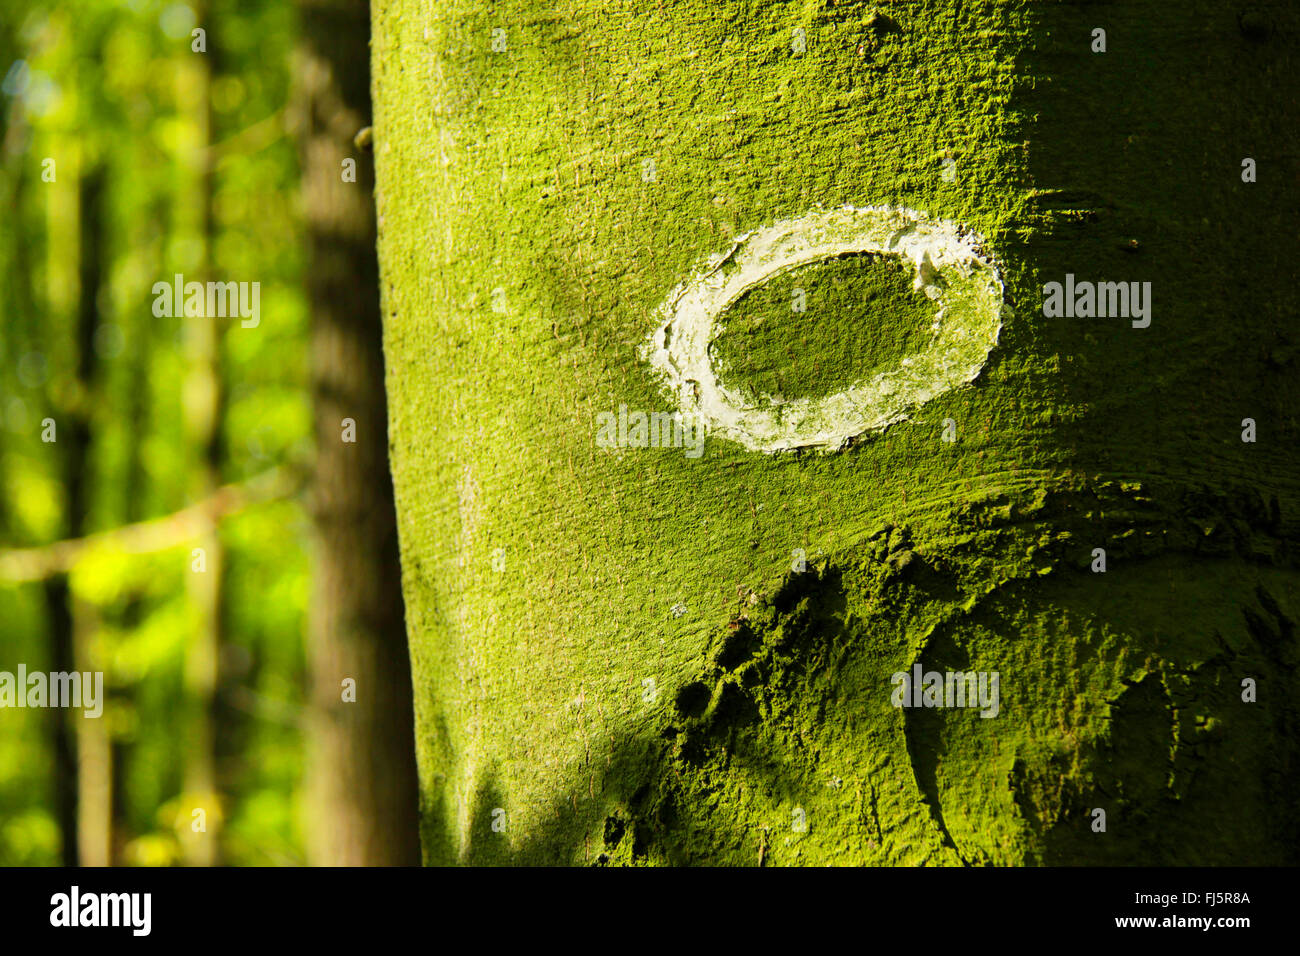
left=42, top=161, right=106, bottom=867
left=110, top=191, right=167, bottom=867
left=181, top=0, right=226, bottom=867
left=70, top=164, right=111, bottom=867
left=293, top=0, right=421, bottom=865
left=40, top=575, right=77, bottom=866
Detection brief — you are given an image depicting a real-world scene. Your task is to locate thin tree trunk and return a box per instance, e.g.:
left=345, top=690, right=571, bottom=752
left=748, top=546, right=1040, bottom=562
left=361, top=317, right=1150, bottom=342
left=72, top=166, right=111, bottom=869
left=295, top=0, right=421, bottom=865
left=43, top=575, right=77, bottom=866
left=110, top=193, right=167, bottom=866
left=372, top=0, right=1300, bottom=865
left=75, top=596, right=111, bottom=867
left=43, top=162, right=107, bottom=867
left=180, top=1, right=225, bottom=866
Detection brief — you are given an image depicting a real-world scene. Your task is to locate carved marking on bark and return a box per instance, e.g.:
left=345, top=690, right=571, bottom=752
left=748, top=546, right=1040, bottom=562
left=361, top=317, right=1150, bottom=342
left=644, top=206, right=1005, bottom=453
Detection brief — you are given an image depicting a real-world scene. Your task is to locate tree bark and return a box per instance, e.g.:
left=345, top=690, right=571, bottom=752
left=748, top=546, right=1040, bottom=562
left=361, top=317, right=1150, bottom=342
left=43, top=162, right=107, bottom=867
left=180, top=1, right=225, bottom=866
left=371, top=0, right=1300, bottom=864
left=296, top=0, right=421, bottom=866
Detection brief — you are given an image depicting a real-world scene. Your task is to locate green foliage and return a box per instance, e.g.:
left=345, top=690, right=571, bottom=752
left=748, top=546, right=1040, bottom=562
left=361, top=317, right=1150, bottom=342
left=0, top=0, right=309, bottom=865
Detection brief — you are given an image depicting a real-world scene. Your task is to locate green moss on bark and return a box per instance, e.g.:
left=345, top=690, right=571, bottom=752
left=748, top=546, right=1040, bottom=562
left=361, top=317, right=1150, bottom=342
left=372, top=0, right=1300, bottom=865
left=711, top=253, right=936, bottom=404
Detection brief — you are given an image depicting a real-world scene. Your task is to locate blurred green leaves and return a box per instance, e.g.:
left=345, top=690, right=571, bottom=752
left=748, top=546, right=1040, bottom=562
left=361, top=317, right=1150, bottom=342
left=1, top=0, right=311, bottom=866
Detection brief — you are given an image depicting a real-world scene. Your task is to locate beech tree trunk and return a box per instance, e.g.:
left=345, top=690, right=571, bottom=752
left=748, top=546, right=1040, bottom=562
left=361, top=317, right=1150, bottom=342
left=371, top=0, right=1299, bottom=865
left=296, top=0, right=421, bottom=866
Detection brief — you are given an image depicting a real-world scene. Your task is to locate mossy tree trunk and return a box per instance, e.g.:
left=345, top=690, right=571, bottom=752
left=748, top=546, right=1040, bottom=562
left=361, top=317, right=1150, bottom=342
left=371, top=0, right=1299, bottom=865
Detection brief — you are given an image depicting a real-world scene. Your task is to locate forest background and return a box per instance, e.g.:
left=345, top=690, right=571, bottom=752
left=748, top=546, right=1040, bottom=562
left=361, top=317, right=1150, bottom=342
left=0, top=0, right=417, bottom=866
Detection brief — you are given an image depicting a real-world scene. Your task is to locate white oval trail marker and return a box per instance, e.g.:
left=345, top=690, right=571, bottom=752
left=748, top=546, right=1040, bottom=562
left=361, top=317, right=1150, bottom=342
left=642, top=205, right=1005, bottom=453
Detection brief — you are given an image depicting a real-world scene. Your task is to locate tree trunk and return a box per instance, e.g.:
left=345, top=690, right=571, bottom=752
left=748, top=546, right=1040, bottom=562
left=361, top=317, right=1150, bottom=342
left=43, top=161, right=107, bottom=867
left=180, top=2, right=225, bottom=866
left=295, top=0, right=421, bottom=865
left=371, top=0, right=1300, bottom=864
